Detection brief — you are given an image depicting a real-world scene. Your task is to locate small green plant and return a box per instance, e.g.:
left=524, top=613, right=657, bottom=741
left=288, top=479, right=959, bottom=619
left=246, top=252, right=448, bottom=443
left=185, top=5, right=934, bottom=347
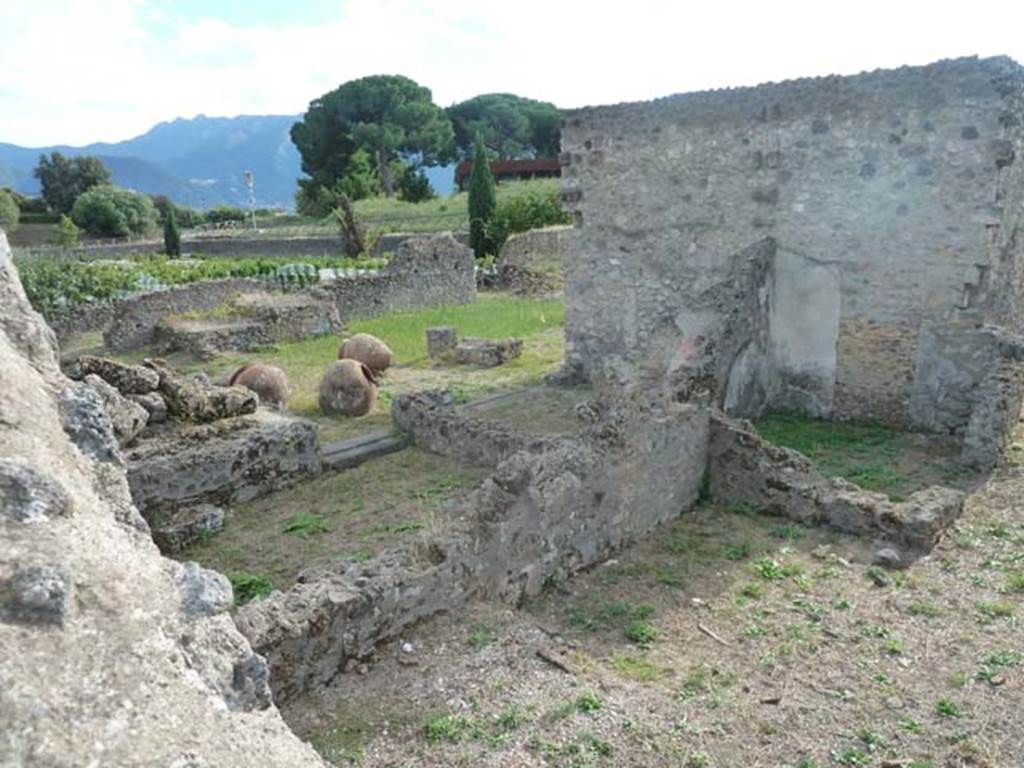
left=771, top=524, right=807, bottom=541
left=1004, top=572, right=1024, bottom=593
left=907, top=600, right=944, bottom=617
left=576, top=692, right=602, bottom=713
left=899, top=717, right=923, bottom=734
left=740, top=582, right=764, bottom=599
left=611, top=652, right=670, bottom=682
left=884, top=638, right=904, bottom=655
left=283, top=510, right=329, bottom=537
left=467, top=623, right=498, bottom=650
left=865, top=565, right=891, bottom=587
left=754, top=557, right=785, bottom=581
left=976, top=650, right=1022, bottom=682
left=685, top=751, right=711, bottom=768
left=832, top=747, right=871, bottom=766
left=423, top=714, right=472, bottom=744
left=976, top=601, right=1015, bottom=623
left=723, top=541, right=752, bottom=560
left=935, top=698, right=961, bottom=718
left=229, top=572, right=274, bottom=606
left=496, top=705, right=524, bottom=732
left=625, top=621, right=658, bottom=647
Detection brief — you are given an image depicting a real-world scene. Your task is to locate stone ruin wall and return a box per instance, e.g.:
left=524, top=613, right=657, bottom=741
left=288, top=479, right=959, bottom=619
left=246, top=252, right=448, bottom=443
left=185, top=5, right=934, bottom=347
left=560, top=56, right=1024, bottom=464
left=53, top=232, right=477, bottom=351
left=236, top=392, right=709, bottom=702
left=309, top=232, right=477, bottom=323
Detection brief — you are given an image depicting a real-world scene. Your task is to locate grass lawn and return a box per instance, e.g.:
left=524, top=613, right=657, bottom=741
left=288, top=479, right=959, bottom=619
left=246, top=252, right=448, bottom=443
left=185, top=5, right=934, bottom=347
left=243, top=179, right=561, bottom=238
left=180, top=447, right=490, bottom=595
left=96, top=292, right=565, bottom=443
left=754, top=412, right=978, bottom=500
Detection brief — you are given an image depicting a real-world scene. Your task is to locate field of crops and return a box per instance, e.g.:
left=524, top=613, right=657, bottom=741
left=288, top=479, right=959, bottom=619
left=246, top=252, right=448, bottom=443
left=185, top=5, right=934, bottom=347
left=15, top=253, right=387, bottom=317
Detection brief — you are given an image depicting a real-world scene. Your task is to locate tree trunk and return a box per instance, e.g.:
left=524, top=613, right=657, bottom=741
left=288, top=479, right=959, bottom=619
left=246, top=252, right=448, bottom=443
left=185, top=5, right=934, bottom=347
left=377, top=150, right=394, bottom=198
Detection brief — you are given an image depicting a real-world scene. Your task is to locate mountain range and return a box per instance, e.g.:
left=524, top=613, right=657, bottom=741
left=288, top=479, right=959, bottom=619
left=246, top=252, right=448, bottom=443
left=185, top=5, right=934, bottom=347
left=0, top=114, right=307, bottom=209
left=0, top=115, right=457, bottom=210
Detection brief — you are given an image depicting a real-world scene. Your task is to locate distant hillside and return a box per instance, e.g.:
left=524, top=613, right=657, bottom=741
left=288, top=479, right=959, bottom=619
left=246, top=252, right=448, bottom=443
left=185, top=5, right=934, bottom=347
left=0, top=114, right=303, bottom=208
left=0, top=113, right=458, bottom=209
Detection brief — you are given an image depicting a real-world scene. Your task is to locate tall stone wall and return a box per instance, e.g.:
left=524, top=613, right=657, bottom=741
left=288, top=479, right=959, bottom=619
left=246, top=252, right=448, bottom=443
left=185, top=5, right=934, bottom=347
left=0, top=230, right=324, bottom=767
left=560, top=56, right=1024, bottom=461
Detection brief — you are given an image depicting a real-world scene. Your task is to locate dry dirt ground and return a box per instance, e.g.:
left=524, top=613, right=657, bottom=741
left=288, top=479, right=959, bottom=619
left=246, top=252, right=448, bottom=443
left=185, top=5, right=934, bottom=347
left=284, top=461, right=1024, bottom=768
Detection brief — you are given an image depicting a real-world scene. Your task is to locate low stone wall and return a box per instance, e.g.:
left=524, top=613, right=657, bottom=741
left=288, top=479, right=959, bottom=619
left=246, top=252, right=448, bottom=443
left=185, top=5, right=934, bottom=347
left=707, top=412, right=965, bottom=557
left=154, top=293, right=343, bottom=359
left=371, top=230, right=470, bottom=257
left=55, top=232, right=475, bottom=351
left=126, top=411, right=321, bottom=516
left=236, top=392, right=708, bottom=702
left=311, top=232, right=476, bottom=322
left=33, top=235, right=345, bottom=260
left=99, top=278, right=271, bottom=351
left=391, top=390, right=563, bottom=467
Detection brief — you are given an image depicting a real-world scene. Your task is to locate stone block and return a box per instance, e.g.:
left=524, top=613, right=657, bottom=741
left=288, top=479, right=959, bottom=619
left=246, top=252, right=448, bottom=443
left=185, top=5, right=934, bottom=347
left=426, top=326, right=458, bottom=358
left=126, top=411, right=321, bottom=515
left=455, top=337, right=523, bottom=367
left=153, top=504, right=226, bottom=553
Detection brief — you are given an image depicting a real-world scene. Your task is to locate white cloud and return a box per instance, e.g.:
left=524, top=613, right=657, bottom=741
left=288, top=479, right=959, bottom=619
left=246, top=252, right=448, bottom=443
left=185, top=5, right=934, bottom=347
left=1, top=0, right=1022, bottom=146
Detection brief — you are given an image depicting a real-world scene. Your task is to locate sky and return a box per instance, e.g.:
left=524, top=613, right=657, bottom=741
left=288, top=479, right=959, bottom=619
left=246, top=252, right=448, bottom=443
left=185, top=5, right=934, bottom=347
left=2, top=0, right=1023, bottom=147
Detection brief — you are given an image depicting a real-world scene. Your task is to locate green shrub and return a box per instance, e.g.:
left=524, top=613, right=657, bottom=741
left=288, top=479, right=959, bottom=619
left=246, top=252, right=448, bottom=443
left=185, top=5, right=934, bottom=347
left=0, top=189, right=19, bottom=234
left=163, top=208, right=182, bottom=256
left=206, top=204, right=246, bottom=224
left=10, top=191, right=48, bottom=214
left=52, top=215, right=80, bottom=247
left=485, top=182, right=570, bottom=254
left=71, top=185, right=158, bottom=238
left=151, top=194, right=203, bottom=229
left=397, top=166, right=435, bottom=203
left=468, top=133, right=496, bottom=258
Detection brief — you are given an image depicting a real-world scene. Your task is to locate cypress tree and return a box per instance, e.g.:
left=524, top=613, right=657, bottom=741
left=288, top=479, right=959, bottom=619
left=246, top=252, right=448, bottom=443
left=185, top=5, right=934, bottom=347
left=467, top=133, right=496, bottom=258
left=163, top=207, right=181, bottom=257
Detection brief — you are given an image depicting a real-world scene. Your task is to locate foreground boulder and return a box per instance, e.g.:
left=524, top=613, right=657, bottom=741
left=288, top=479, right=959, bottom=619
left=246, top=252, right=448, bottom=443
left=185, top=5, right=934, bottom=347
left=82, top=374, right=149, bottom=446
left=338, top=332, right=394, bottom=375
left=67, top=354, right=160, bottom=394
left=318, top=359, right=377, bottom=416
left=0, top=230, right=325, bottom=767
left=145, top=357, right=258, bottom=422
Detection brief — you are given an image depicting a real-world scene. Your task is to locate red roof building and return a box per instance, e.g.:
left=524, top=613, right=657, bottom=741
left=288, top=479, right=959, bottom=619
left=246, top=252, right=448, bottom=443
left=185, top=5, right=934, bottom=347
left=454, top=157, right=561, bottom=191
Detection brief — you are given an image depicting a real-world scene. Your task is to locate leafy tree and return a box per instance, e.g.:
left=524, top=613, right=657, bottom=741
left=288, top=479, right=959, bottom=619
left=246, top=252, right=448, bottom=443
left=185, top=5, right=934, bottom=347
left=71, top=185, right=158, bottom=238
left=468, top=134, right=497, bottom=258
left=448, top=93, right=561, bottom=160
left=164, top=208, right=182, bottom=256
left=397, top=165, right=435, bottom=203
left=151, top=195, right=203, bottom=229
left=0, top=189, right=19, bottom=234
left=292, top=74, right=454, bottom=198
left=34, top=152, right=111, bottom=214
left=52, top=214, right=80, bottom=247
left=205, top=205, right=246, bottom=224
